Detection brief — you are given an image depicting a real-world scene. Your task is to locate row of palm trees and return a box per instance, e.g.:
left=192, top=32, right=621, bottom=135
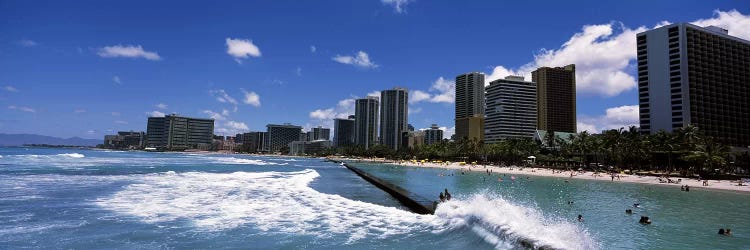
left=319, top=125, right=748, bottom=176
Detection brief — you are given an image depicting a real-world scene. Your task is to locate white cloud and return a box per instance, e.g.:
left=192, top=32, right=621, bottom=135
left=310, top=108, right=337, bottom=120
left=87, top=130, right=97, bottom=135
left=410, top=106, right=423, bottom=114
left=577, top=105, right=639, bottom=133
left=242, top=89, right=261, bottom=107
left=155, top=103, right=168, bottom=110
left=692, top=9, right=750, bottom=41
left=367, top=91, right=380, bottom=98
left=486, top=23, right=642, bottom=97
left=409, top=90, right=431, bottom=103
left=409, top=77, right=456, bottom=104
left=97, top=45, right=161, bottom=61
left=74, top=109, right=86, bottom=113
left=111, top=112, right=121, bottom=116
left=3, top=86, right=18, bottom=92
left=115, top=120, right=128, bottom=124
left=310, top=45, right=317, bottom=53
left=443, top=126, right=455, bottom=140
left=296, top=67, right=302, bottom=76
left=113, top=76, right=121, bottom=84
left=484, top=10, right=750, bottom=98
left=210, top=89, right=238, bottom=105
left=226, top=37, right=261, bottom=63
left=19, top=39, right=37, bottom=47
left=381, top=0, right=413, bottom=14
left=332, top=51, right=378, bottom=68
left=8, top=105, right=35, bottom=113
left=215, top=120, right=250, bottom=135
left=147, top=110, right=165, bottom=117
left=202, top=110, right=226, bottom=121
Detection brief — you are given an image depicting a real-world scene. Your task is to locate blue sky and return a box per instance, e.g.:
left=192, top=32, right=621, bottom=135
left=1, top=1, right=749, bottom=139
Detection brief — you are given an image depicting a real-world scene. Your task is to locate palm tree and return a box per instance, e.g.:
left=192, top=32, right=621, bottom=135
left=682, top=136, right=730, bottom=175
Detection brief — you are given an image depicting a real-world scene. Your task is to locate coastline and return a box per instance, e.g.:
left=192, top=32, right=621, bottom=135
left=338, top=157, right=750, bottom=193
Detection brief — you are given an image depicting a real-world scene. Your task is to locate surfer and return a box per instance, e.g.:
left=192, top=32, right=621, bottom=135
left=439, top=192, right=445, bottom=202
left=444, top=189, right=452, bottom=200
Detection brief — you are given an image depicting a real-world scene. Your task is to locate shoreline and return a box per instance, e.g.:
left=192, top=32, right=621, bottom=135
left=338, top=157, right=750, bottom=194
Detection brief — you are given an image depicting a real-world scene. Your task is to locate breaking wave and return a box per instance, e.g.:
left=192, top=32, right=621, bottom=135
left=96, top=169, right=597, bottom=249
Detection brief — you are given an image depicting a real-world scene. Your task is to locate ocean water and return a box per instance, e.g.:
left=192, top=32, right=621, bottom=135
left=0, top=148, right=747, bottom=249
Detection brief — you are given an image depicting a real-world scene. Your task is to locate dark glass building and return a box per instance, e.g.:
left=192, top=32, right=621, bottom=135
left=637, top=23, right=750, bottom=147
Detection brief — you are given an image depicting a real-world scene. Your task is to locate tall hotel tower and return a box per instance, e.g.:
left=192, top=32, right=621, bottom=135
left=485, top=76, right=538, bottom=143
left=354, top=96, right=379, bottom=149
left=637, top=23, right=750, bottom=147
left=532, top=65, right=576, bottom=133
left=454, top=72, right=485, bottom=141
left=379, top=88, right=409, bottom=150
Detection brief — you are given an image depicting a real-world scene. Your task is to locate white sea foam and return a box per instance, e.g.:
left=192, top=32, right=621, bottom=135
left=212, top=157, right=286, bottom=165
left=95, top=168, right=596, bottom=248
left=434, top=194, right=598, bottom=249
left=57, top=153, right=85, bottom=158
left=96, top=170, right=433, bottom=242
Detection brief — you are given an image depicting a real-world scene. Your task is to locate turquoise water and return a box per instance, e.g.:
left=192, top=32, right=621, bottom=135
left=0, top=148, right=747, bottom=249
left=353, top=163, right=750, bottom=249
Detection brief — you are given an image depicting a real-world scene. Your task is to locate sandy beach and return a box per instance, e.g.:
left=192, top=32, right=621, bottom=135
left=337, top=157, right=750, bottom=193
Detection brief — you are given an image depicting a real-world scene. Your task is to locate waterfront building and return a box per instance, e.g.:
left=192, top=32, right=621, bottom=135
left=354, top=96, right=379, bottom=149
left=266, top=123, right=303, bottom=153
left=455, top=72, right=485, bottom=141
left=312, top=126, right=331, bottom=141
left=333, top=117, right=355, bottom=147
left=103, top=131, right=145, bottom=149
left=485, top=76, right=538, bottom=142
left=146, top=114, right=214, bottom=150
left=380, top=88, right=409, bottom=151
left=401, top=131, right=425, bottom=149
left=637, top=23, right=750, bottom=147
left=423, top=124, right=444, bottom=145
left=288, top=140, right=332, bottom=156
left=236, top=131, right=266, bottom=153
left=532, top=64, right=576, bottom=133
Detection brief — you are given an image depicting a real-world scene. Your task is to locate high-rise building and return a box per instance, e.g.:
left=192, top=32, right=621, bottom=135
left=333, top=117, right=355, bottom=147
left=423, top=124, right=444, bottom=145
left=402, top=131, right=425, bottom=149
left=380, top=88, right=409, bottom=150
left=532, top=64, right=576, bottom=133
left=146, top=114, right=214, bottom=150
left=637, top=23, right=750, bottom=147
left=266, top=123, right=303, bottom=153
left=312, top=126, right=331, bottom=141
left=103, top=131, right=145, bottom=149
left=354, top=96, right=379, bottom=149
left=237, top=131, right=266, bottom=153
left=485, top=76, right=538, bottom=142
left=455, top=72, right=485, bottom=141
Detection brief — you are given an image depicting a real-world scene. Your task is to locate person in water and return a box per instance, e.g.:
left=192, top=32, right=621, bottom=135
left=634, top=203, right=640, bottom=208
left=718, top=228, right=726, bottom=235
left=639, top=216, right=652, bottom=224
left=625, top=209, right=633, bottom=214
left=577, top=214, right=584, bottom=222
left=444, top=188, right=452, bottom=200
left=439, top=192, right=445, bottom=202
left=725, top=228, right=732, bottom=236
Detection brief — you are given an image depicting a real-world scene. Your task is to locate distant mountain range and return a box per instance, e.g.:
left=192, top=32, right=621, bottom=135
left=0, top=133, right=101, bottom=147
